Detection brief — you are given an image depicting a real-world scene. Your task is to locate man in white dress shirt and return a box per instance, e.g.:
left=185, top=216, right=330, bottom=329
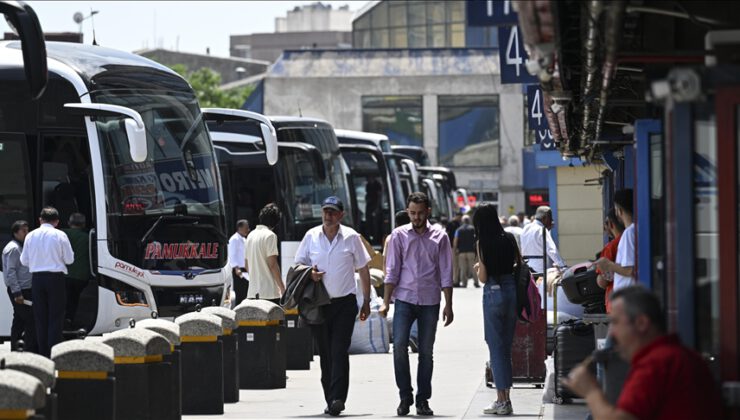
left=294, top=196, right=372, bottom=416
left=520, top=206, right=566, bottom=274
left=20, top=207, right=74, bottom=357
left=228, top=219, right=250, bottom=307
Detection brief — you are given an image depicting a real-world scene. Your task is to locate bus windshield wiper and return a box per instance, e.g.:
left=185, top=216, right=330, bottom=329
left=139, top=214, right=198, bottom=246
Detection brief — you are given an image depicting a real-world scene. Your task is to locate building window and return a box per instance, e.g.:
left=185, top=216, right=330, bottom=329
left=353, top=0, right=468, bottom=49
left=438, top=95, right=500, bottom=167
left=362, top=96, right=423, bottom=147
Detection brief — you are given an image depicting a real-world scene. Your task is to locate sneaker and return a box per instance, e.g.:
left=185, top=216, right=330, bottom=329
left=483, top=400, right=513, bottom=415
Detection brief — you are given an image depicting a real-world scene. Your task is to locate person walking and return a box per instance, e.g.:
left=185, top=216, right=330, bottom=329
left=473, top=203, right=519, bottom=415
left=2, top=220, right=37, bottom=352
left=380, top=192, right=454, bottom=417
left=62, top=213, right=90, bottom=328
left=504, top=215, right=524, bottom=250
left=294, top=196, right=372, bottom=417
left=520, top=206, right=566, bottom=274
left=228, top=219, right=250, bottom=306
left=20, top=207, right=74, bottom=357
left=454, top=215, right=478, bottom=288
left=245, top=203, right=284, bottom=303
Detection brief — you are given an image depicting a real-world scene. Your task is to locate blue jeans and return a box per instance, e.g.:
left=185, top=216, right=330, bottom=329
left=392, top=299, right=439, bottom=403
left=483, top=274, right=517, bottom=390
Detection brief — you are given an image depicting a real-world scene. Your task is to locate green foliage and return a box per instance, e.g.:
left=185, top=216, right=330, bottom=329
left=169, top=64, right=255, bottom=109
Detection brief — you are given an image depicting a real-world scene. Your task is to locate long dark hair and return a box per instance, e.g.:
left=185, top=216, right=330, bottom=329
left=473, top=203, right=517, bottom=276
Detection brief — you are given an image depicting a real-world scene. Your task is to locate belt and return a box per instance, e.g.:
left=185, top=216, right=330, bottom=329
left=330, top=293, right=355, bottom=303
left=33, top=271, right=64, bottom=275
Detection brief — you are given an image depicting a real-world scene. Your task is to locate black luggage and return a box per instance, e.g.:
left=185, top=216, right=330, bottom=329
left=554, top=320, right=595, bottom=403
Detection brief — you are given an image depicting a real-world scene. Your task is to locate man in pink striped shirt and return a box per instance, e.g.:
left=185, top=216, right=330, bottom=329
left=380, top=192, right=454, bottom=417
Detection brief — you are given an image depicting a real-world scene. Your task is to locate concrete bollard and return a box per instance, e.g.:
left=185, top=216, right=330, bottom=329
left=0, top=368, right=45, bottom=420
left=283, top=308, right=313, bottom=370
left=102, top=327, right=172, bottom=420
left=175, top=312, right=224, bottom=415
left=201, top=306, right=239, bottom=403
left=2, top=352, right=56, bottom=420
left=234, top=300, right=286, bottom=389
left=51, top=340, right=115, bottom=420
left=137, top=318, right=182, bottom=420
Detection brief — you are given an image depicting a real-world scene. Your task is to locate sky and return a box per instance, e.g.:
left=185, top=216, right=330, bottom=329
left=1, top=1, right=363, bottom=57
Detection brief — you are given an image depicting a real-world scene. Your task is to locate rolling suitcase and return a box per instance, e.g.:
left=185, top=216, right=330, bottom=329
left=485, top=314, right=547, bottom=388
left=512, top=312, right=546, bottom=383
left=553, top=320, right=595, bottom=403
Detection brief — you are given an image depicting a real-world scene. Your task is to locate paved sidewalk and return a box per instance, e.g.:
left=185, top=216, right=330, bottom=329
left=184, top=286, right=590, bottom=419
left=0, top=286, right=592, bottom=419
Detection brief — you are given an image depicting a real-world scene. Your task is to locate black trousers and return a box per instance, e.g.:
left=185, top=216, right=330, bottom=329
left=310, top=294, right=358, bottom=405
left=6, top=287, right=37, bottom=353
left=232, top=269, right=249, bottom=307
left=65, top=276, right=88, bottom=325
left=32, top=272, right=66, bottom=357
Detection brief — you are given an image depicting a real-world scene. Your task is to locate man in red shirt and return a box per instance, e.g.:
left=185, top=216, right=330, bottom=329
left=563, top=286, right=724, bottom=420
left=596, top=210, right=624, bottom=313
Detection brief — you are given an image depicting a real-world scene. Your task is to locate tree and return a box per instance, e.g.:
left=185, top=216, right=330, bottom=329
left=170, top=64, right=255, bottom=109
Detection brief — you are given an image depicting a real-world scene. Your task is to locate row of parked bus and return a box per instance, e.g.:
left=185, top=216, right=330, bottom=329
left=0, top=1, right=469, bottom=339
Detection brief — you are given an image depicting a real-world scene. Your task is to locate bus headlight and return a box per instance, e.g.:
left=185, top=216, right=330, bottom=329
left=100, top=275, right=150, bottom=307
left=115, top=290, right=149, bottom=307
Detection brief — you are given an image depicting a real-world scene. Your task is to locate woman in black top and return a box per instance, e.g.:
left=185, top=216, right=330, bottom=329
left=473, top=203, right=518, bottom=415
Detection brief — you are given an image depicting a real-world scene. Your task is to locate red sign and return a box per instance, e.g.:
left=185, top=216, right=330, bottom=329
left=528, top=193, right=549, bottom=206
left=144, top=242, right=219, bottom=260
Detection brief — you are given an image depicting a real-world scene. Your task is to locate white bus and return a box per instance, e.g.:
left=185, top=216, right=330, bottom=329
left=0, top=39, right=237, bottom=337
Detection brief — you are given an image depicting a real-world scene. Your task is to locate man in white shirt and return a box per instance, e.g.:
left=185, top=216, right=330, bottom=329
left=245, top=203, right=284, bottom=303
left=294, top=196, right=372, bottom=417
left=228, top=220, right=250, bottom=306
left=596, top=189, right=635, bottom=290
left=504, top=215, right=524, bottom=250
left=520, top=206, right=566, bottom=274
left=20, top=207, right=74, bottom=357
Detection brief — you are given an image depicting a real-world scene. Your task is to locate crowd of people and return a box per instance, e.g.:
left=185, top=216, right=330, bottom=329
left=4, top=190, right=722, bottom=419
left=3, top=208, right=92, bottom=357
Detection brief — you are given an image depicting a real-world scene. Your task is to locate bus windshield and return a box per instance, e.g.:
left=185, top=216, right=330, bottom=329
left=93, top=89, right=226, bottom=271
left=276, top=126, right=354, bottom=227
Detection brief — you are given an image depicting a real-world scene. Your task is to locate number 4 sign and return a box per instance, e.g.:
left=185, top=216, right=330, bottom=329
left=526, top=85, right=548, bottom=130
left=498, top=25, right=537, bottom=84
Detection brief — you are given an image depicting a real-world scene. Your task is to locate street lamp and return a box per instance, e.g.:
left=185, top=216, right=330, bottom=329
left=73, top=9, right=99, bottom=44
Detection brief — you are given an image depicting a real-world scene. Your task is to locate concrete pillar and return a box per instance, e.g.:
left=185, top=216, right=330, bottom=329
left=498, top=92, right=525, bottom=215
left=422, top=94, right=438, bottom=165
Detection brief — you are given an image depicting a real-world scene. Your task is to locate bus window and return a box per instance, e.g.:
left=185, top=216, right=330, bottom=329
left=41, top=135, right=93, bottom=229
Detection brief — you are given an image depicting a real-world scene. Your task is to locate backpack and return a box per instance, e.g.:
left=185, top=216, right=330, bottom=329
left=513, top=241, right=543, bottom=323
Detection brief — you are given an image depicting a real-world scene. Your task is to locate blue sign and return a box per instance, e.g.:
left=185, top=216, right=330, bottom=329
left=526, top=85, right=549, bottom=130
left=498, top=25, right=538, bottom=84
left=467, top=0, right=518, bottom=27
left=537, top=129, right=556, bottom=151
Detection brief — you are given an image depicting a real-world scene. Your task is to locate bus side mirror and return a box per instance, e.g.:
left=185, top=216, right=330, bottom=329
left=1, top=1, right=48, bottom=99
left=64, top=103, right=148, bottom=162
left=260, top=122, right=278, bottom=166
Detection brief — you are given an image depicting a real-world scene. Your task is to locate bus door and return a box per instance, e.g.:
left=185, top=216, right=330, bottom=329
left=274, top=142, right=327, bottom=276
left=339, top=144, right=394, bottom=248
